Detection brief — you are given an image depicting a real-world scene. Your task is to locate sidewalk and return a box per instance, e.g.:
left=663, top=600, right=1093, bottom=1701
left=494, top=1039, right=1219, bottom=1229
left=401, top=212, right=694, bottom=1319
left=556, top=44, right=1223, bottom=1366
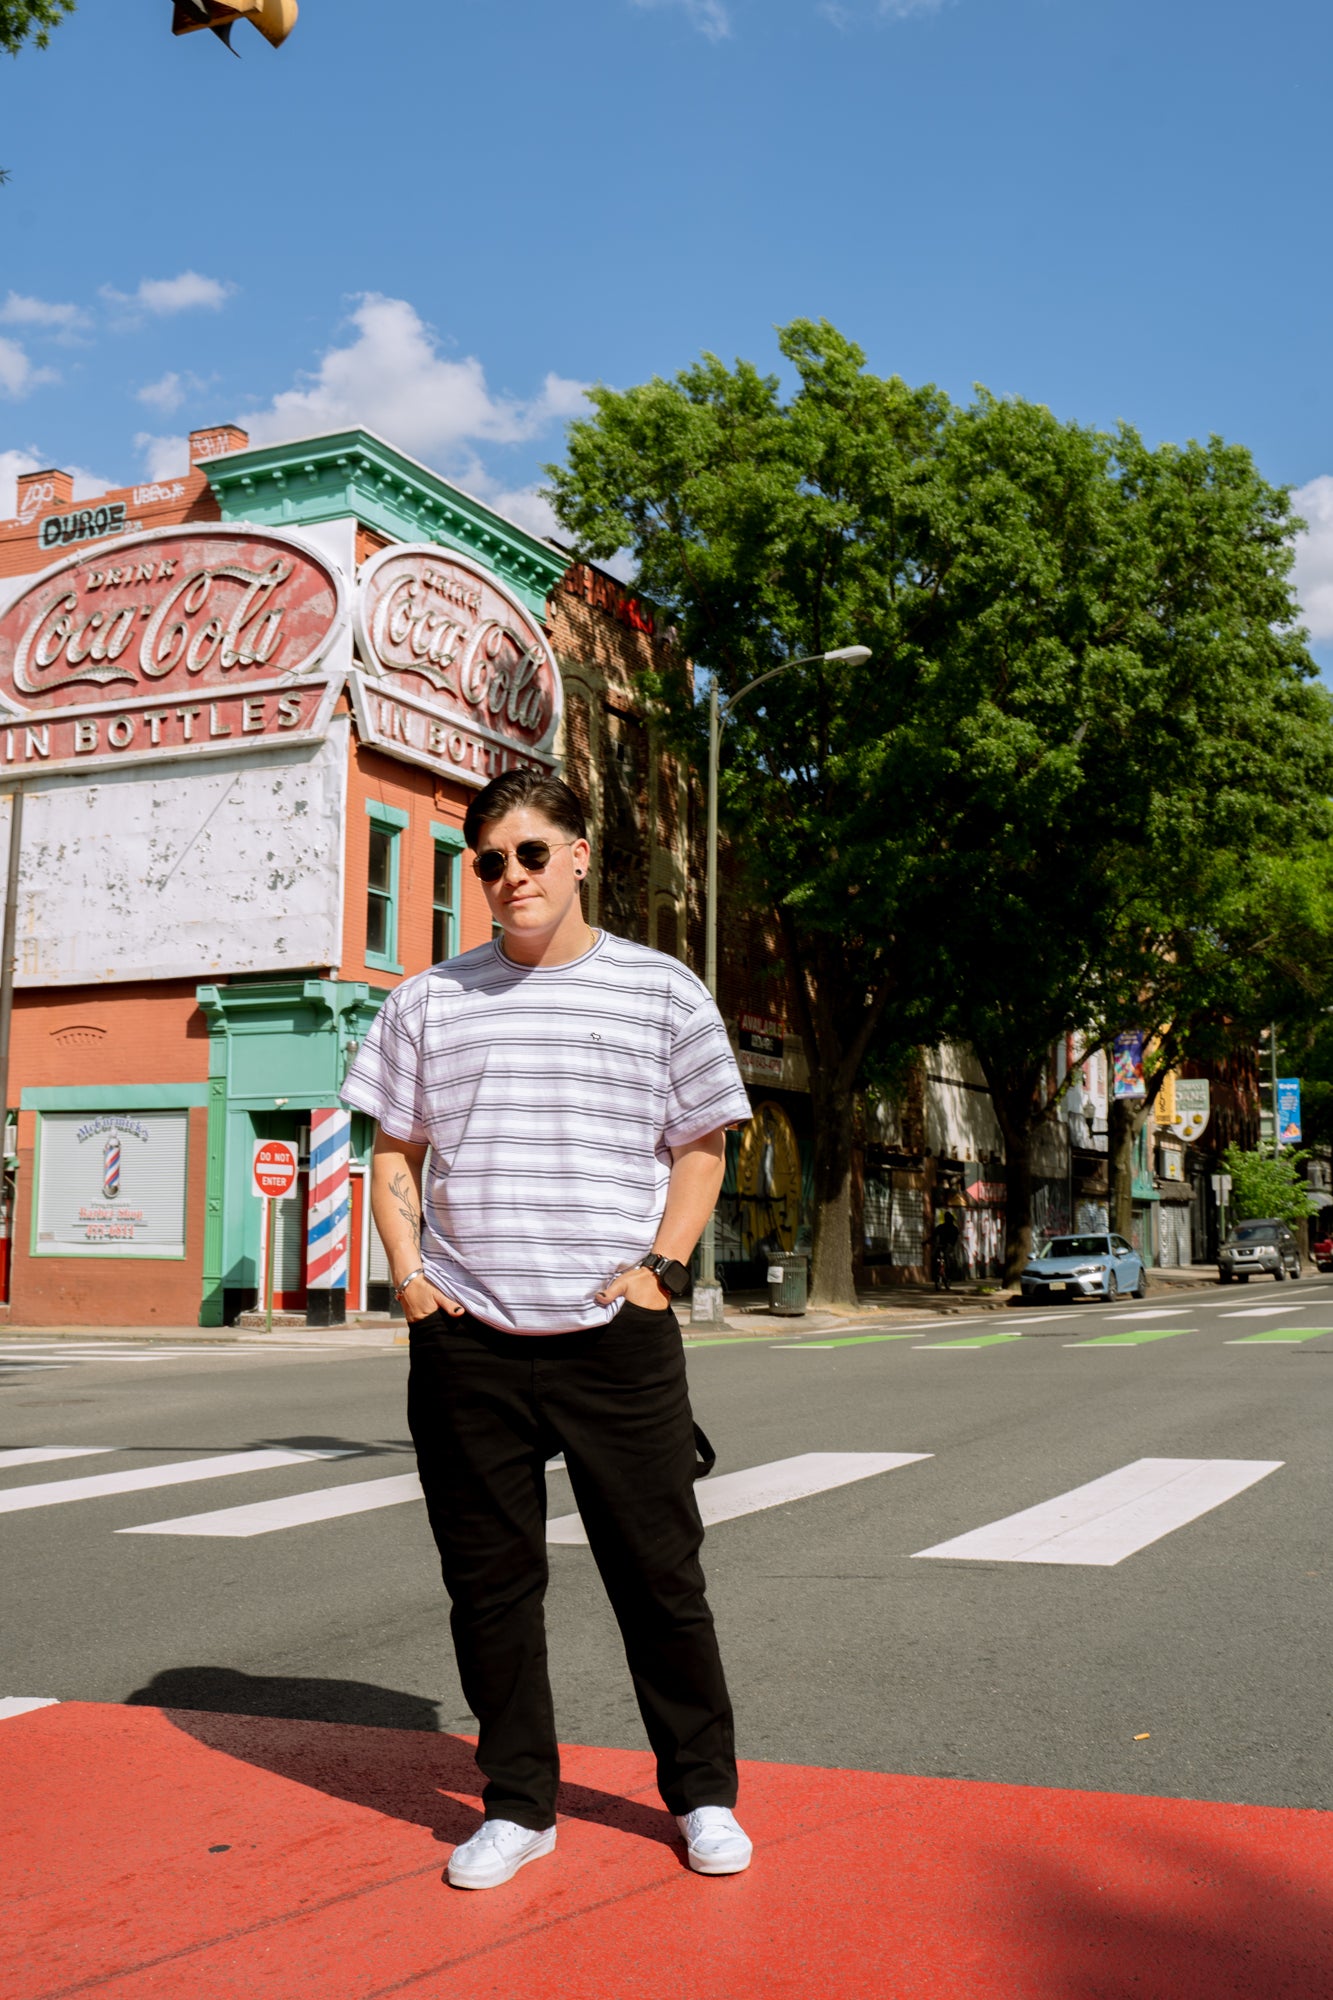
left=5, top=1700, right=1331, bottom=1999
left=0, top=1269, right=1224, bottom=1347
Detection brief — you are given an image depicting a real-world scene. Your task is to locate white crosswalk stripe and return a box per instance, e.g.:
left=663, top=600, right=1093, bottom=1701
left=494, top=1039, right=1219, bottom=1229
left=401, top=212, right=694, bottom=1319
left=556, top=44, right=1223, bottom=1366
left=912, top=1458, right=1282, bottom=1566
left=547, top=1451, right=931, bottom=1545
left=0, top=1446, right=117, bottom=1470
left=121, top=1471, right=424, bottom=1538
left=0, top=1447, right=353, bottom=1515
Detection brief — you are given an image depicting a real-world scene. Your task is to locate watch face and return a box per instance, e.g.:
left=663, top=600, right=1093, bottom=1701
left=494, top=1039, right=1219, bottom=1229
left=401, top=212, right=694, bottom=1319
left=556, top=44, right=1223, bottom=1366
left=659, top=1258, right=690, bottom=1296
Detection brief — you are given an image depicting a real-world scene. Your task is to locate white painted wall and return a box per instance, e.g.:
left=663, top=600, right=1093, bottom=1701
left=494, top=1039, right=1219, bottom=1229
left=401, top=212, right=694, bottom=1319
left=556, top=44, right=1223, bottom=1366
left=0, top=718, right=348, bottom=985
left=924, top=1044, right=1004, bottom=1161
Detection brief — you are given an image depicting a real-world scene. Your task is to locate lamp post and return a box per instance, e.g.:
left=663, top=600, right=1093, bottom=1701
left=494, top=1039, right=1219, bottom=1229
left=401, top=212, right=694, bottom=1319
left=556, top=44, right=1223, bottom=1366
left=693, top=644, right=872, bottom=1325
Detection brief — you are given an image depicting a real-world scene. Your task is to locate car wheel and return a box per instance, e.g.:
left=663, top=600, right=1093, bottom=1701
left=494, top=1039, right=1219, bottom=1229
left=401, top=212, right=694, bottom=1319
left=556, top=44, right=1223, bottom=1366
left=1275, top=1264, right=1286, bottom=1282
left=1219, top=1270, right=1232, bottom=1284
left=1106, top=1272, right=1119, bottom=1301
left=1131, top=1269, right=1146, bottom=1299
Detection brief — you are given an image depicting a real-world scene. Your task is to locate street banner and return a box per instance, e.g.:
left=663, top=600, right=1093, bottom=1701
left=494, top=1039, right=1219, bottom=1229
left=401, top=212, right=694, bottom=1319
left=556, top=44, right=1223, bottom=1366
left=1112, top=1031, right=1146, bottom=1100
left=1155, top=1071, right=1178, bottom=1125
left=1277, top=1078, right=1303, bottom=1147
left=1166, top=1078, right=1211, bottom=1144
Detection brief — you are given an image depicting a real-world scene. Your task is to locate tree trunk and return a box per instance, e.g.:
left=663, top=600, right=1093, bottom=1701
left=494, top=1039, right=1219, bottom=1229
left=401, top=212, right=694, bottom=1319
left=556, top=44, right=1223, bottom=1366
left=808, top=1072, right=858, bottom=1307
left=1001, top=1123, right=1035, bottom=1285
left=1108, top=1097, right=1137, bottom=1238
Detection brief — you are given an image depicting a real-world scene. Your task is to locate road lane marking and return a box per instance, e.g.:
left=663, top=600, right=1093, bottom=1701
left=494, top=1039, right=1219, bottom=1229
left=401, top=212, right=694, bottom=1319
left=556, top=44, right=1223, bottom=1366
left=1218, top=1307, right=1308, bottom=1318
left=122, top=1471, right=423, bottom=1538
left=0, top=1697, right=59, bottom=1721
left=1226, top=1327, right=1333, bottom=1344
left=546, top=1451, right=931, bottom=1545
left=1065, top=1328, right=1193, bottom=1347
left=0, top=1447, right=118, bottom=1470
left=913, top=1333, right=1026, bottom=1350
left=1099, top=1309, right=1195, bottom=1321
left=0, top=1447, right=354, bottom=1516
left=773, top=1334, right=923, bottom=1349
left=124, top=1454, right=568, bottom=1537
left=912, top=1458, right=1282, bottom=1566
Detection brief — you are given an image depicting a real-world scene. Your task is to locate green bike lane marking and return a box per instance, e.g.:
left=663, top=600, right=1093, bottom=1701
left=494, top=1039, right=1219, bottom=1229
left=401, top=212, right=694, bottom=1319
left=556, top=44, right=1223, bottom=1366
left=770, top=1333, right=926, bottom=1350
left=1066, top=1327, right=1195, bottom=1347
left=1226, top=1325, right=1333, bottom=1344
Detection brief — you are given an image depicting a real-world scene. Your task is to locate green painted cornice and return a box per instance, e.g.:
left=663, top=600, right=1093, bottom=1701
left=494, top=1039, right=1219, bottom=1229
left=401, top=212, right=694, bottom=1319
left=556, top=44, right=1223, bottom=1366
left=203, top=428, right=566, bottom=619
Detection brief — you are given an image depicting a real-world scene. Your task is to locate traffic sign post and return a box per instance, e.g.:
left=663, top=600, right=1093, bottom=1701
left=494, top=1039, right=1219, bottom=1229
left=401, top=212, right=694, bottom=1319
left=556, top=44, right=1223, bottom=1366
left=252, top=1139, right=299, bottom=1334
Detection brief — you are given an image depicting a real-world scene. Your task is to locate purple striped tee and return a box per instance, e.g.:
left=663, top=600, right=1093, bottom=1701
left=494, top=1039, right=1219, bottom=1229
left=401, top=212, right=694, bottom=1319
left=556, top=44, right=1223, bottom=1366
left=341, top=929, right=752, bottom=1333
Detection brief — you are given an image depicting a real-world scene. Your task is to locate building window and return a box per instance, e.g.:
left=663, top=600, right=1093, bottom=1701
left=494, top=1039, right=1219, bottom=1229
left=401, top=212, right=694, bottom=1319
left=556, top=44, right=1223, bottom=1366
left=430, top=822, right=465, bottom=964
left=365, top=800, right=408, bottom=973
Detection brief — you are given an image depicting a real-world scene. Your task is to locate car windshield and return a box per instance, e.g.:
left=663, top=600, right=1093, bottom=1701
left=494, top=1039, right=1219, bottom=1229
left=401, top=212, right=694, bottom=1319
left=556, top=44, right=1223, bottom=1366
left=1038, top=1236, right=1108, bottom=1259
left=1229, top=1224, right=1280, bottom=1244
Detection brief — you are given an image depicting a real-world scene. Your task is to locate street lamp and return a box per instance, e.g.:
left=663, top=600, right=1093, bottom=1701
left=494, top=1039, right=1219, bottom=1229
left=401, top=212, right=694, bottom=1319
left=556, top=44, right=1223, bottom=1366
left=694, top=643, right=873, bottom=1324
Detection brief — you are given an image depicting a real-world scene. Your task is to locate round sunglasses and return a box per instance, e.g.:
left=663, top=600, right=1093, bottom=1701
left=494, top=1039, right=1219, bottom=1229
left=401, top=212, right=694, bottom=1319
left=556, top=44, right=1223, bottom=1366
left=472, top=838, right=578, bottom=883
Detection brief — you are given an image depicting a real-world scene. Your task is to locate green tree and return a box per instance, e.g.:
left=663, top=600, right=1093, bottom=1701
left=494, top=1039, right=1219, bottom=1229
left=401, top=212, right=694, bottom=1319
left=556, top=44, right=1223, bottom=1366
left=1, top=0, right=75, bottom=57
left=547, top=321, right=1333, bottom=1300
left=1222, top=1144, right=1311, bottom=1229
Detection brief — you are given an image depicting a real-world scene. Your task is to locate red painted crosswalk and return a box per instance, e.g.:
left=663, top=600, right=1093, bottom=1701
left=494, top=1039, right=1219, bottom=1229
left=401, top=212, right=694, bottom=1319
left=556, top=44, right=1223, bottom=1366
left=5, top=1702, right=1332, bottom=1999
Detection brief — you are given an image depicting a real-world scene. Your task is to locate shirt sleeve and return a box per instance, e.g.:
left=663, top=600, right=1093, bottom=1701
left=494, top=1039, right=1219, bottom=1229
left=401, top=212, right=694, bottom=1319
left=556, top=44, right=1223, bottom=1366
left=663, top=991, right=753, bottom=1148
left=340, top=984, right=428, bottom=1144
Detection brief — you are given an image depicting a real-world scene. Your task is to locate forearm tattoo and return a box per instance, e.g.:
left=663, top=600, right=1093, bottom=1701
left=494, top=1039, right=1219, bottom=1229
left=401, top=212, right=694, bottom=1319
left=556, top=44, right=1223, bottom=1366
left=389, top=1170, right=422, bottom=1250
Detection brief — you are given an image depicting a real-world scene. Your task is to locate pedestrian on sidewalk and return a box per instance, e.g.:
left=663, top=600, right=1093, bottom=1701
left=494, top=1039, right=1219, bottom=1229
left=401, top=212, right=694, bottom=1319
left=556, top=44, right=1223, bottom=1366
left=341, top=769, right=754, bottom=1891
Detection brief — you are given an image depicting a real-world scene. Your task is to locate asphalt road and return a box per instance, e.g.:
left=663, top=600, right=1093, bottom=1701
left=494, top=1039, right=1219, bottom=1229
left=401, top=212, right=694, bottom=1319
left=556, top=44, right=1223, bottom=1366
left=4, top=1281, right=1331, bottom=1815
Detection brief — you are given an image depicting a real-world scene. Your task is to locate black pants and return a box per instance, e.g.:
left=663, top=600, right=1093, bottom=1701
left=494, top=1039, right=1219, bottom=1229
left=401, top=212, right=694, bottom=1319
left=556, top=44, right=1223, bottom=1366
left=406, top=1298, right=737, bottom=1830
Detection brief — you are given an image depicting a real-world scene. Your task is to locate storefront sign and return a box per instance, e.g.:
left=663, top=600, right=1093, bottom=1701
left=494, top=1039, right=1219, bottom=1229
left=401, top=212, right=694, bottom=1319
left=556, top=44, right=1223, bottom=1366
left=1112, top=1030, right=1147, bottom=1100
left=0, top=524, right=348, bottom=773
left=352, top=546, right=560, bottom=787
left=34, top=1109, right=188, bottom=1258
left=1164, top=1078, right=1210, bottom=1144
left=738, top=1013, right=783, bottom=1081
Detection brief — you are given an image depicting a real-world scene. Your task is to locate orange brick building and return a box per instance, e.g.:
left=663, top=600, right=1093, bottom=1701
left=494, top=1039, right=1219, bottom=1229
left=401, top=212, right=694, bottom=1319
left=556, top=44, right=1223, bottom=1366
left=0, top=423, right=698, bottom=1326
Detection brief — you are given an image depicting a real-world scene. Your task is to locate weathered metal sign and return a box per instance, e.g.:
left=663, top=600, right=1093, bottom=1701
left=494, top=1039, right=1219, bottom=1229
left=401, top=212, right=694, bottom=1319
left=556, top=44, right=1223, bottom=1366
left=351, top=544, right=561, bottom=787
left=0, top=524, right=348, bottom=773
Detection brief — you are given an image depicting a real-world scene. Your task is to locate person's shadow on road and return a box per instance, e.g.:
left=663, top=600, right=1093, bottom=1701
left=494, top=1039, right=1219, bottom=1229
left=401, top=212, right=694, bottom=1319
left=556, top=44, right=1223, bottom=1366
left=124, top=1666, right=681, bottom=1858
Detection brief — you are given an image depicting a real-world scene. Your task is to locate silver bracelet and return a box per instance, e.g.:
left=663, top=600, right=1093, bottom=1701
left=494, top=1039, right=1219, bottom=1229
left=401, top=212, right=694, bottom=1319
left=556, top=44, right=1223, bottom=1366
left=392, top=1267, right=426, bottom=1302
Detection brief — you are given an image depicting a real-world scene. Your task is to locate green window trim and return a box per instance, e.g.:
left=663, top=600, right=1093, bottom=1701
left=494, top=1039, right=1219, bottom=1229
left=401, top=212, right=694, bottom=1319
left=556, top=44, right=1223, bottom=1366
left=364, top=801, right=405, bottom=974
left=431, top=821, right=466, bottom=964
left=21, top=1084, right=209, bottom=1111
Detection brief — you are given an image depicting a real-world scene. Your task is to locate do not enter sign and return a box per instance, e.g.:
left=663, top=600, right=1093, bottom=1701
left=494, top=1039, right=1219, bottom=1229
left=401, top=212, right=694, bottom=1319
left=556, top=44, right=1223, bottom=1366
left=253, top=1138, right=299, bottom=1200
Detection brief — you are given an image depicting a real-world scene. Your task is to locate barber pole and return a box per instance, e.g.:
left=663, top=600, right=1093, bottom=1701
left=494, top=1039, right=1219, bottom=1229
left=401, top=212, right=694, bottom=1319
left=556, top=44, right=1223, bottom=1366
left=305, top=1108, right=351, bottom=1291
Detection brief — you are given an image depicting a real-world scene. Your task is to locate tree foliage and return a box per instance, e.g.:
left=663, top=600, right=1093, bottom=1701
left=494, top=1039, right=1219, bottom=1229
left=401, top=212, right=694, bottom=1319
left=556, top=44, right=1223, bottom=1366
left=1222, top=1145, right=1312, bottom=1230
left=547, top=320, right=1333, bottom=1297
left=1, top=0, right=75, bottom=57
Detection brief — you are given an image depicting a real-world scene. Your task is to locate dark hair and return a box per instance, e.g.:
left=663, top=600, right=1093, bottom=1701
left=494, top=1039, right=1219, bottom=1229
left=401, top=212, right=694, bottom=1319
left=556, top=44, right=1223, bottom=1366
left=463, top=769, right=588, bottom=851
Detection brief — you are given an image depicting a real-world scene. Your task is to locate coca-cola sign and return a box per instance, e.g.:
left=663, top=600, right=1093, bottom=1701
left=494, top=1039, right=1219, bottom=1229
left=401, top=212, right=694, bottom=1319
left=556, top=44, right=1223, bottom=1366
left=0, top=524, right=347, bottom=773
left=352, top=545, right=560, bottom=786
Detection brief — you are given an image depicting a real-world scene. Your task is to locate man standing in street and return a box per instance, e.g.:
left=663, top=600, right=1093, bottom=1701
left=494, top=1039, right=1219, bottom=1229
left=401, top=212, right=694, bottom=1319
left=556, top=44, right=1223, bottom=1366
left=341, top=769, right=754, bottom=1890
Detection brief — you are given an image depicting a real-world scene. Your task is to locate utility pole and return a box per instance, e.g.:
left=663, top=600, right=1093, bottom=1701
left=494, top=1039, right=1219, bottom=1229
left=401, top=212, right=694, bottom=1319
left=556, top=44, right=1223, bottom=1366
left=1270, top=1022, right=1280, bottom=1159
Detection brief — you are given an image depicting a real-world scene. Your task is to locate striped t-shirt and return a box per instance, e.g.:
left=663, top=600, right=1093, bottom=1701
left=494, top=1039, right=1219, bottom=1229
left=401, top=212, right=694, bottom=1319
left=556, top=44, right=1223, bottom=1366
left=341, top=930, right=752, bottom=1334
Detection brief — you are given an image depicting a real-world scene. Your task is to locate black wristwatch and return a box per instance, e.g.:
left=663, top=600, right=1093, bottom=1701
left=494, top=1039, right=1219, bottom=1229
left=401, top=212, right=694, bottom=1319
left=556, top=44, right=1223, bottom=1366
left=639, top=1253, right=690, bottom=1298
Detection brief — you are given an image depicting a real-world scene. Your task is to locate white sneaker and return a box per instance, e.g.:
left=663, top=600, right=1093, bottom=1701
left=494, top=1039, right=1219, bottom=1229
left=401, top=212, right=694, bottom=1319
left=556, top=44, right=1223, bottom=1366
left=675, top=1806, right=753, bottom=1876
left=446, top=1818, right=557, bottom=1890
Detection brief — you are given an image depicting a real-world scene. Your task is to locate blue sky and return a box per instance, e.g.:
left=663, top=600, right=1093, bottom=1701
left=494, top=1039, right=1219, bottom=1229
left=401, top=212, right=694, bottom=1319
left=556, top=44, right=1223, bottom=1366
left=3, top=0, right=1333, bottom=661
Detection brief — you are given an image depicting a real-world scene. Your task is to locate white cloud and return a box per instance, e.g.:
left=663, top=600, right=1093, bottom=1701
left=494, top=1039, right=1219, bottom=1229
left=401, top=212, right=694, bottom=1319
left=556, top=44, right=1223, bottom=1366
left=243, top=294, right=589, bottom=461
left=136, top=372, right=186, bottom=414
left=0, top=338, right=57, bottom=398
left=134, top=432, right=190, bottom=484
left=1291, top=476, right=1333, bottom=642
left=878, top=0, right=945, bottom=14
left=0, top=449, right=109, bottom=520
left=101, top=271, right=235, bottom=318
left=631, top=0, right=732, bottom=40
left=0, top=291, right=90, bottom=337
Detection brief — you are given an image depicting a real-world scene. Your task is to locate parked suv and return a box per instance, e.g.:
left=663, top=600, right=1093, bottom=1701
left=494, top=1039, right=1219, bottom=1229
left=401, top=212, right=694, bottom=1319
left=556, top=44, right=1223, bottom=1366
left=1217, top=1219, right=1301, bottom=1284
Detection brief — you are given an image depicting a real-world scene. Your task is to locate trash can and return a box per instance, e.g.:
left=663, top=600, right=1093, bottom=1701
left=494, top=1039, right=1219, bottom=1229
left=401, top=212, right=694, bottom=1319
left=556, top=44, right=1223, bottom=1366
left=766, top=1252, right=808, bottom=1316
